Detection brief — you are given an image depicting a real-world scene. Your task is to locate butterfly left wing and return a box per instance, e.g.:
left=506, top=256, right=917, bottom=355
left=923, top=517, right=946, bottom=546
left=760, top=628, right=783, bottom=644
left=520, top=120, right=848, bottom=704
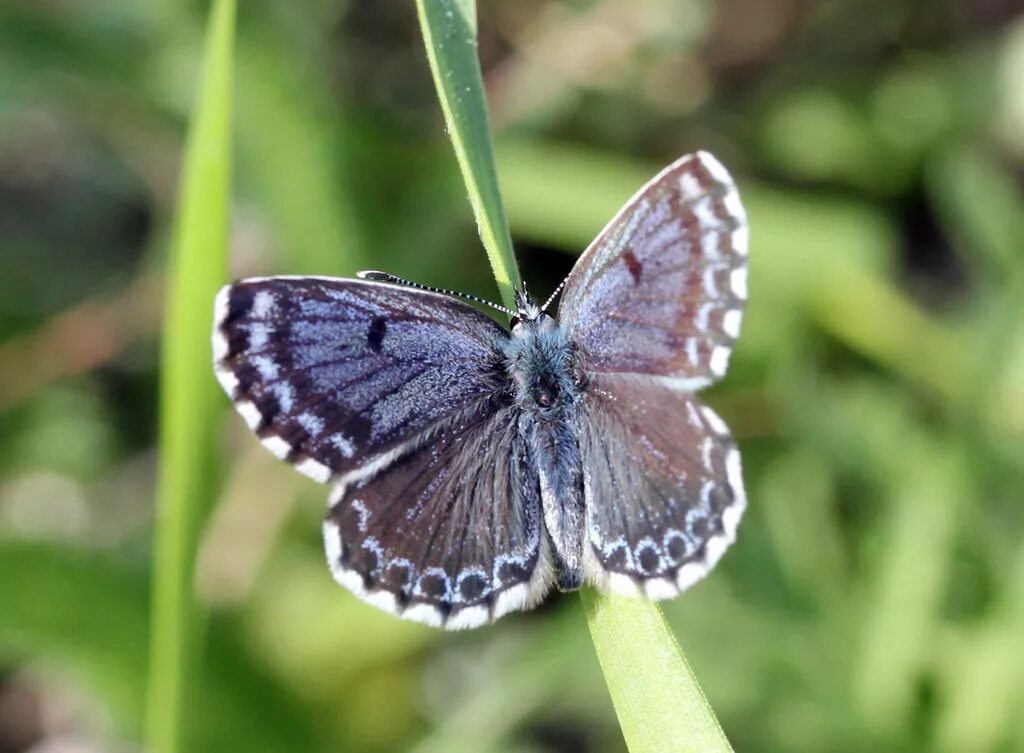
left=577, top=374, right=746, bottom=597
left=324, top=401, right=552, bottom=629
left=213, top=277, right=509, bottom=483
left=558, top=152, right=748, bottom=389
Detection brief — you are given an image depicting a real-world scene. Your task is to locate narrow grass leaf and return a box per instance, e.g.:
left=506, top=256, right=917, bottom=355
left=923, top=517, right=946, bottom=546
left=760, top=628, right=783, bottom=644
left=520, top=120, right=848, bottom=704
left=582, top=590, right=734, bottom=753
left=146, top=2, right=235, bottom=752
left=414, top=0, right=519, bottom=308
left=414, top=9, right=732, bottom=753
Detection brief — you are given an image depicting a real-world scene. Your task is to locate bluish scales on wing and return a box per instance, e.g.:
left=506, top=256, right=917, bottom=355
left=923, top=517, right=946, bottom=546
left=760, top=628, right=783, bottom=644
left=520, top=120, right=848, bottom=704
left=212, top=151, right=750, bottom=629
left=214, top=277, right=510, bottom=483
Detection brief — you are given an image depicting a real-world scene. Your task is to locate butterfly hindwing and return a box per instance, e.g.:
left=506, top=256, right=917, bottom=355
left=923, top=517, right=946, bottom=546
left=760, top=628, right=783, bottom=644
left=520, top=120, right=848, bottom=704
left=577, top=374, right=746, bottom=598
left=324, top=402, right=552, bottom=629
left=213, top=277, right=509, bottom=483
left=558, top=152, right=748, bottom=388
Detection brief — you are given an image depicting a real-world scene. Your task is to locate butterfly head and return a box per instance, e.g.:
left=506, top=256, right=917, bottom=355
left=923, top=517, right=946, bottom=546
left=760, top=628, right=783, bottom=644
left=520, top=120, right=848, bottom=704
left=511, top=287, right=551, bottom=333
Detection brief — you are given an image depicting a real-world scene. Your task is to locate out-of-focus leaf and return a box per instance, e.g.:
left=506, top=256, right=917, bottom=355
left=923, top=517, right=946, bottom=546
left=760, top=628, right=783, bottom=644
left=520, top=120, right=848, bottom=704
left=926, top=144, right=1024, bottom=444
left=852, top=447, right=969, bottom=735
left=935, top=540, right=1024, bottom=753
left=146, top=1, right=234, bottom=752
left=235, top=26, right=369, bottom=275
left=0, top=541, right=149, bottom=735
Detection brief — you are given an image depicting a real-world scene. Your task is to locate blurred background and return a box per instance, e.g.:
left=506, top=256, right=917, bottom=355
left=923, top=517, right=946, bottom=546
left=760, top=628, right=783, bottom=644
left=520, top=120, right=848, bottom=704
left=2, top=0, right=1024, bottom=751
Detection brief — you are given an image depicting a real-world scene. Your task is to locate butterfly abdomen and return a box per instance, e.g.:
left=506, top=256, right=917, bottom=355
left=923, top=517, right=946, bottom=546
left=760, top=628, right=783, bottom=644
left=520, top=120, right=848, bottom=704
left=505, top=314, right=586, bottom=591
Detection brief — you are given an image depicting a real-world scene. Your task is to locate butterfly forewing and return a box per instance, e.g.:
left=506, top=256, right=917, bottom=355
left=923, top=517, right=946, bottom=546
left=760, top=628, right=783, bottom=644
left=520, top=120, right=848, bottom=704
left=213, top=277, right=509, bottom=483
left=324, top=402, right=552, bottom=629
left=558, top=152, right=748, bottom=388
left=577, top=374, right=746, bottom=597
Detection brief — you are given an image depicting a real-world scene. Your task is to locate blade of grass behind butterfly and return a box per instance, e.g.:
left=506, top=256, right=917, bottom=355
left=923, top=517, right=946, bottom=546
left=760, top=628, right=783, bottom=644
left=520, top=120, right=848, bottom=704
left=414, top=0, right=519, bottom=310
left=146, top=1, right=235, bottom=752
left=413, top=3, right=733, bottom=752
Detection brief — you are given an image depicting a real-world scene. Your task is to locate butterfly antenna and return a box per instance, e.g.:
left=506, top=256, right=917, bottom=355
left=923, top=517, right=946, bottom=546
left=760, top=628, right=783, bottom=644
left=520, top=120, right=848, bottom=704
left=541, top=277, right=568, bottom=312
left=358, top=271, right=515, bottom=317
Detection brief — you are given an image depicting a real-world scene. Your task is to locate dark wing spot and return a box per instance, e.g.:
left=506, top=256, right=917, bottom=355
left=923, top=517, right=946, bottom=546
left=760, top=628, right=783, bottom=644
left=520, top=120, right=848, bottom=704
left=497, top=558, right=531, bottom=586
left=226, top=285, right=255, bottom=322
left=458, top=572, right=488, bottom=602
left=380, top=562, right=414, bottom=604
left=226, top=328, right=251, bottom=360
left=343, top=413, right=373, bottom=444
left=602, top=544, right=629, bottom=571
left=251, top=393, right=280, bottom=431
left=418, top=572, right=448, bottom=598
left=638, top=546, right=660, bottom=575
left=666, top=533, right=688, bottom=562
left=367, top=316, right=387, bottom=352
left=622, top=249, right=643, bottom=284
left=351, top=546, right=380, bottom=585
left=231, top=362, right=259, bottom=397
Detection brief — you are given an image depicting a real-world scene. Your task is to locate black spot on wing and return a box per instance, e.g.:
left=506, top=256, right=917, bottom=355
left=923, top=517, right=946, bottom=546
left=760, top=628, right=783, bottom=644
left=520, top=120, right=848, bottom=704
left=350, top=546, right=380, bottom=585
left=225, top=328, right=251, bottom=360
left=232, top=362, right=260, bottom=396
left=342, top=413, right=373, bottom=444
left=226, top=284, right=254, bottom=321
left=380, top=563, right=414, bottom=605
left=496, top=557, right=531, bottom=585
left=667, top=535, right=688, bottom=561
left=367, top=316, right=387, bottom=352
left=638, top=546, right=660, bottom=574
left=459, top=573, right=488, bottom=601
left=251, top=393, right=280, bottom=430
left=418, top=572, right=448, bottom=599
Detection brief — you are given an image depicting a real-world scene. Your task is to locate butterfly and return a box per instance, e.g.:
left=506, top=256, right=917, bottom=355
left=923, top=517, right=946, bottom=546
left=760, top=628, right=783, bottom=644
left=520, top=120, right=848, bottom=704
left=212, top=151, right=748, bottom=630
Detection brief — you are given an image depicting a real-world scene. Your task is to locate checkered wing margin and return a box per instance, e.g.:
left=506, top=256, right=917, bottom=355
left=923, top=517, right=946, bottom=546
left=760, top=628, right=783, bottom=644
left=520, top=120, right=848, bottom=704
left=324, top=401, right=552, bottom=630
left=212, top=277, right=509, bottom=483
left=578, top=374, right=746, bottom=598
left=558, top=152, right=748, bottom=389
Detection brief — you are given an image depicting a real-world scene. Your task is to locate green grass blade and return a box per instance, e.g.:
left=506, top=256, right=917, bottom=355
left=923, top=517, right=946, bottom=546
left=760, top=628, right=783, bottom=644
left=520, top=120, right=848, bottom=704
left=581, top=591, right=734, bottom=753
left=146, top=2, right=235, bottom=752
left=414, top=5, right=732, bottom=752
left=414, top=0, right=519, bottom=309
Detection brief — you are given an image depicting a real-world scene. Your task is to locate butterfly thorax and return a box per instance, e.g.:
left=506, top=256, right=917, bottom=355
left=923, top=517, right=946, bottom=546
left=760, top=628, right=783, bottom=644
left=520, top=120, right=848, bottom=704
left=505, top=305, right=587, bottom=592
left=507, top=313, right=574, bottom=412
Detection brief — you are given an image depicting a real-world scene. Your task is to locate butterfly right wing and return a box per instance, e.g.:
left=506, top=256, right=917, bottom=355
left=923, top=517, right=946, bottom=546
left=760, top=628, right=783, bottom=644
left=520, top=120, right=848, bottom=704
left=556, top=155, right=750, bottom=595
left=558, top=152, right=748, bottom=389
left=577, top=374, right=746, bottom=598
left=324, top=400, right=552, bottom=630
left=213, top=276, right=510, bottom=483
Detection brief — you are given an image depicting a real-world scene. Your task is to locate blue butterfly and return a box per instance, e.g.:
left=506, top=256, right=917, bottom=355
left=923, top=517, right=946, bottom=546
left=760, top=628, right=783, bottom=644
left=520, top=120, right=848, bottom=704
left=213, top=152, right=748, bottom=629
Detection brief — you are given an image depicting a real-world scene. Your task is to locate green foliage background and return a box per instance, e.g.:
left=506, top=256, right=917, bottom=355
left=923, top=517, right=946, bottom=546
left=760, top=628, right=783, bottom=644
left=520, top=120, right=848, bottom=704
left=1, top=1, right=1024, bottom=752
